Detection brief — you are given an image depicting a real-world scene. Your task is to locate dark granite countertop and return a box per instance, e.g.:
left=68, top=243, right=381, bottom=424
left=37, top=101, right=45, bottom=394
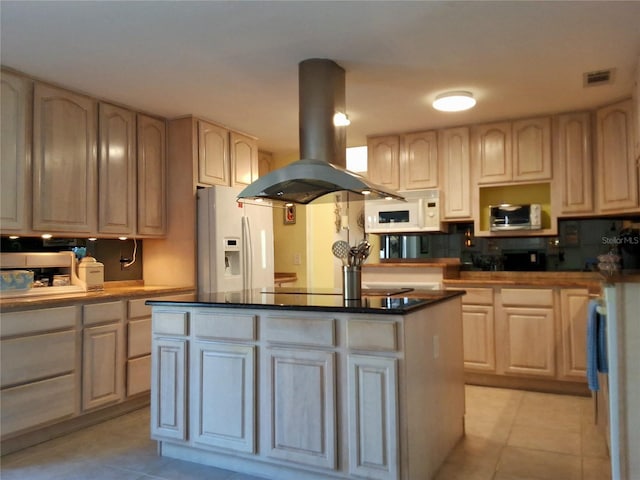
left=146, top=287, right=464, bottom=315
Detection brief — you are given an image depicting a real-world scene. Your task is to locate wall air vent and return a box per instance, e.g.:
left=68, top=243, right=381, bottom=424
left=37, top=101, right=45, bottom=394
left=583, top=68, right=615, bottom=87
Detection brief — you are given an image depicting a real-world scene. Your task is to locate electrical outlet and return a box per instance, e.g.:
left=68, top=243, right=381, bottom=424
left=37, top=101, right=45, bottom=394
left=293, top=253, right=301, bottom=265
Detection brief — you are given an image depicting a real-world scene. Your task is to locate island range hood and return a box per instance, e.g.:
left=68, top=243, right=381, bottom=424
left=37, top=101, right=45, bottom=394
left=237, top=58, right=403, bottom=205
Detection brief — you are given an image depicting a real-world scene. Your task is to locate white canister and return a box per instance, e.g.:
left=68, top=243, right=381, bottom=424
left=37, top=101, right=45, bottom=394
left=77, top=257, right=104, bottom=291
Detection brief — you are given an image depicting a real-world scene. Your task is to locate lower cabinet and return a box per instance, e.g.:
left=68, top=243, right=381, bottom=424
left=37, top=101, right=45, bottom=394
left=82, top=301, right=125, bottom=411
left=192, top=341, right=255, bottom=453
left=347, top=354, right=398, bottom=480
left=453, top=284, right=591, bottom=389
left=151, top=337, right=187, bottom=442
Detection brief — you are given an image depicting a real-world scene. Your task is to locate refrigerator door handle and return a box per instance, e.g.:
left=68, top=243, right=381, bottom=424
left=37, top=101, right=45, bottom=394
left=242, top=216, right=253, bottom=290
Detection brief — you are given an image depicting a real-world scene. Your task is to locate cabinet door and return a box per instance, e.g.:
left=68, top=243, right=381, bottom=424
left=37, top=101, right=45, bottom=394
left=192, top=342, right=255, bottom=453
left=558, top=289, right=589, bottom=381
left=32, top=83, right=97, bottom=233
left=347, top=354, right=398, bottom=480
left=82, top=322, right=124, bottom=410
left=98, top=103, right=136, bottom=235
left=512, top=117, right=552, bottom=181
left=401, top=131, right=438, bottom=190
left=501, top=307, right=555, bottom=377
left=230, top=131, right=258, bottom=188
left=473, top=122, right=512, bottom=184
left=258, top=150, right=274, bottom=177
left=462, top=305, right=496, bottom=372
left=439, top=127, right=472, bottom=219
left=596, top=99, right=638, bottom=213
left=151, top=338, right=187, bottom=441
left=554, top=112, right=593, bottom=215
left=367, top=135, right=400, bottom=191
left=1, top=71, right=31, bottom=233
left=137, top=114, right=167, bottom=236
left=264, top=347, right=336, bottom=470
left=198, top=120, right=229, bottom=186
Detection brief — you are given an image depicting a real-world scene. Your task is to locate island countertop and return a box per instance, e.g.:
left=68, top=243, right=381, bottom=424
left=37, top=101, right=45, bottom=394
left=146, top=287, right=463, bottom=314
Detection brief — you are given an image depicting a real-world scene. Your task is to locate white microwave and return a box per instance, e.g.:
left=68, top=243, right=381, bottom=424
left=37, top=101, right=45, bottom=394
left=364, top=190, right=444, bottom=234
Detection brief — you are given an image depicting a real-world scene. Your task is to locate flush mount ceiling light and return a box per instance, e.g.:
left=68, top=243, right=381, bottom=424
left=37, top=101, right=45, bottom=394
left=432, top=91, right=476, bottom=112
left=333, top=112, right=351, bottom=126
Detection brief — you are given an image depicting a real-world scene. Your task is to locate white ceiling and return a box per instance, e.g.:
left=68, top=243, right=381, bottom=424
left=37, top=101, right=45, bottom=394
left=2, top=1, right=639, bottom=157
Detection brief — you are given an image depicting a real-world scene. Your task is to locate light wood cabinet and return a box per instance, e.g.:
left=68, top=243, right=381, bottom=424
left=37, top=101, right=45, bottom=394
left=347, top=354, right=398, bottom=480
left=32, top=83, right=97, bottom=233
left=264, top=347, right=337, bottom=469
left=473, top=121, right=512, bottom=184
left=596, top=99, right=639, bottom=213
left=197, top=119, right=229, bottom=186
left=367, top=135, right=400, bottom=191
left=192, top=342, right=255, bottom=453
left=0, top=306, right=78, bottom=438
left=400, top=130, right=439, bottom=190
left=512, top=117, right=552, bottom=181
left=151, top=337, right=188, bottom=442
left=258, top=150, right=274, bottom=177
left=137, top=114, right=167, bottom=236
left=126, top=298, right=152, bottom=397
left=82, top=301, right=125, bottom=411
left=439, top=127, right=472, bottom=219
left=473, top=117, right=551, bottom=185
left=558, top=288, right=590, bottom=381
left=553, top=112, right=593, bottom=215
left=230, top=131, right=258, bottom=188
left=98, top=103, right=136, bottom=235
left=0, top=70, right=31, bottom=233
left=462, top=305, right=496, bottom=372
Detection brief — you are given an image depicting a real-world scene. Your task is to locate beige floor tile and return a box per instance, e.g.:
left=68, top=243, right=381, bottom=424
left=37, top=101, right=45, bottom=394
left=497, top=446, right=582, bottom=480
left=444, top=434, right=503, bottom=470
left=433, top=461, right=496, bottom=480
left=583, top=455, right=612, bottom=480
left=465, top=416, right=513, bottom=443
left=507, top=423, right=581, bottom=456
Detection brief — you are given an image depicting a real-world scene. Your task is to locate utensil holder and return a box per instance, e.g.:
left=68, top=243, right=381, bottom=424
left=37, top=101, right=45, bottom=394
left=342, top=265, right=362, bottom=300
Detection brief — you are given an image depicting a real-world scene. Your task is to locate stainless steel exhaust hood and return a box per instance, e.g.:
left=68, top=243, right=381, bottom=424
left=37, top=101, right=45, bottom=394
left=237, top=59, right=403, bottom=204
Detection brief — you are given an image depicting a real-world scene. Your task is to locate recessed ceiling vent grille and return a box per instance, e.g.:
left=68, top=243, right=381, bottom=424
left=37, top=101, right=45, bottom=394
left=583, top=69, right=615, bottom=87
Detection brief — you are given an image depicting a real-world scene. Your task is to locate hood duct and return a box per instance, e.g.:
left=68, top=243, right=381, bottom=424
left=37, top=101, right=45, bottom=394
left=237, top=58, right=403, bottom=205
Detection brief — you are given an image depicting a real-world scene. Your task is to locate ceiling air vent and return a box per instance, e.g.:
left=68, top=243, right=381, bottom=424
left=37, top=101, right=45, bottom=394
left=583, top=68, right=615, bottom=87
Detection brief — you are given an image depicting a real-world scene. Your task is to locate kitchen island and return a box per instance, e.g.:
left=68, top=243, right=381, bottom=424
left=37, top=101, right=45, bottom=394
left=147, top=288, right=465, bottom=480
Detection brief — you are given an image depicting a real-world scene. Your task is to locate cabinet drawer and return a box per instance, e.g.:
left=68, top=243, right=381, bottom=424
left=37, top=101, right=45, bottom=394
left=1, top=306, right=77, bottom=337
left=461, top=288, right=493, bottom=305
left=153, top=310, right=189, bottom=336
left=128, top=298, right=152, bottom=319
left=193, top=311, right=255, bottom=341
left=127, top=355, right=151, bottom=396
left=1, top=330, right=76, bottom=387
left=263, top=316, right=335, bottom=347
left=84, top=301, right=123, bottom=326
left=128, top=318, right=151, bottom=358
left=1, top=373, right=76, bottom=437
left=501, top=288, right=553, bottom=307
left=347, top=319, right=397, bottom=351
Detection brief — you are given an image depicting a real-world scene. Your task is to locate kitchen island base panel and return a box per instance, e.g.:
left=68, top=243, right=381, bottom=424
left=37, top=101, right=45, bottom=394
left=149, top=291, right=465, bottom=480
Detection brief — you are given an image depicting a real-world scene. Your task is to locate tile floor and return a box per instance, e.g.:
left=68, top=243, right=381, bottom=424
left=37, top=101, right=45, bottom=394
left=0, top=385, right=610, bottom=480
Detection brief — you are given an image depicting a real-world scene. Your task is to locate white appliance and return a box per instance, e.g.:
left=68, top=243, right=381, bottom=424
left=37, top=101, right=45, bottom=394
left=197, top=186, right=275, bottom=294
left=364, top=189, right=445, bottom=234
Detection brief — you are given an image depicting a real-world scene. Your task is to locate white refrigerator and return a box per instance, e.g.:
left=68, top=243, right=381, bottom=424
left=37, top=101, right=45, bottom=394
left=197, top=186, right=275, bottom=294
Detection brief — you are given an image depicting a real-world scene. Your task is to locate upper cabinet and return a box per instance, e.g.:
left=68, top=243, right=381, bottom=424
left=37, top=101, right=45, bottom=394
left=0, top=70, right=31, bottom=233
left=553, top=112, right=593, bottom=216
left=367, top=135, right=400, bottom=191
left=32, top=83, right=98, bottom=234
left=137, top=114, right=167, bottom=236
left=98, top=103, right=136, bottom=236
left=473, top=117, right=551, bottom=185
left=439, top=127, right=472, bottom=220
left=400, top=130, right=439, bottom=190
left=367, top=132, right=438, bottom=191
left=197, top=119, right=229, bottom=187
left=596, top=99, right=638, bottom=214
left=230, top=131, right=259, bottom=188
left=258, top=150, right=274, bottom=177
